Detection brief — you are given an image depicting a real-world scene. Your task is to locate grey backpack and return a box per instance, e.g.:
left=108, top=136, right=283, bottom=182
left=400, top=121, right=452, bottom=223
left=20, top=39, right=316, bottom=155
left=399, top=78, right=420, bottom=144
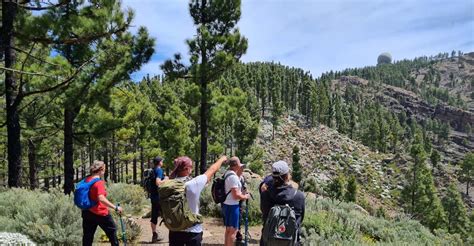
left=261, top=190, right=298, bottom=246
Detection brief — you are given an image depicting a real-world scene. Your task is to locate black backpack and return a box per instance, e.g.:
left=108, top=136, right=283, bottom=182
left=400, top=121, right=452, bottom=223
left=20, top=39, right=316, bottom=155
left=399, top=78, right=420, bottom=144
left=211, top=172, right=236, bottom=204
left=142, top=168, right=157, bottom=196
left=261, top=190, right=298, bottom=246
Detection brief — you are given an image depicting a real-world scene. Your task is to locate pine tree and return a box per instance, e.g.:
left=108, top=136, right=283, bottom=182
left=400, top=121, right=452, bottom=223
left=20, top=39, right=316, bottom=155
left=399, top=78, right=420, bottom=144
left=184, top=0, right=247, bottom=174
left=442, top=184, right=469, bottom=236
left=345, top=175, right=358, bottom=202
left=401, top=133, right=447, bottom=230
left=460, top=152, right=474, bottom=197
left=292, top=145, right=302, bottom=184
left=328, top=173, right=345, bottom=202
left=348, top=104, right=356, bottom=139
left=430, top=149, right=441, bottom=169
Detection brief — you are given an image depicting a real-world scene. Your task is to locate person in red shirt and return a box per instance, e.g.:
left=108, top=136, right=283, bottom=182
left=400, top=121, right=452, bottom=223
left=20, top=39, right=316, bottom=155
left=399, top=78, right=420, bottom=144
left=82, top=160, right=123, bottom=246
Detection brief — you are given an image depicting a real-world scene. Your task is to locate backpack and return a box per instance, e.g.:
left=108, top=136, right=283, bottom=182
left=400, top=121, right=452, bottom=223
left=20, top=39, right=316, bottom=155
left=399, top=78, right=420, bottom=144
left=74, top=177, right=101, bottom=210
left=211, top=172, right=236, bottom=204
left=142, top=168, right=157, bottom=196
left=261, top=190, right=298, bottom=246
left=158, top=179, right=202, bottom=231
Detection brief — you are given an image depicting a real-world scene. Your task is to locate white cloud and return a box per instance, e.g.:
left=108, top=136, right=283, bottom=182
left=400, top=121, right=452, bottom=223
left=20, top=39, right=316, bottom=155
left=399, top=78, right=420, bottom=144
left=124, top=0, right=474, bottom=80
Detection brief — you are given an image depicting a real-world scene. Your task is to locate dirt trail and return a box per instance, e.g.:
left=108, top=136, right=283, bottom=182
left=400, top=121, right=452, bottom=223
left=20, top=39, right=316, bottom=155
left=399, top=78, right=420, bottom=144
left=135, top=217, right=262, bottom=245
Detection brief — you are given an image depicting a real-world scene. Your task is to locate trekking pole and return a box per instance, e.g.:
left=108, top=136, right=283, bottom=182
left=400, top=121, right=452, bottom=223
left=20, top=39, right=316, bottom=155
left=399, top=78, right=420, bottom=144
left=245, top=193, right=253, bottom=246
left=118, top=203, right=127, bottom=246
left=245, top=198, right=249, bottom=246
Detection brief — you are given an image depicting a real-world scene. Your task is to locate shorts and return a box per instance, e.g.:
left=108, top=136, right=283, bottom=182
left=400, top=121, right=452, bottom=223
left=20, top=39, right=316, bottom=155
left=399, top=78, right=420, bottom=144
left=223, top=204, right=240, bottom=229
left=150, top=200, right=161, bottom=225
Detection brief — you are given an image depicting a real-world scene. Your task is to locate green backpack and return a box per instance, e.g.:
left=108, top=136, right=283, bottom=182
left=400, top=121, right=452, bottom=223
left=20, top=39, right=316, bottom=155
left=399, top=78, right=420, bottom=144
left=158, top=179, right=202, bottom=231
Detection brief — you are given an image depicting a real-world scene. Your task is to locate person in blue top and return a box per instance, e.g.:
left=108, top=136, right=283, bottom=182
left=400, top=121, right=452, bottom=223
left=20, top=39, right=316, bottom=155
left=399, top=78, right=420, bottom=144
left=150, top=156, right=167, bottom=243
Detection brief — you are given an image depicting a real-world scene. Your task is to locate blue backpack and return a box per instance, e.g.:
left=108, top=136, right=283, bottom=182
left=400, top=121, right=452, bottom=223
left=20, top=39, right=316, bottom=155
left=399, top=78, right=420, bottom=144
left=74, top=177, right=100, bottom=210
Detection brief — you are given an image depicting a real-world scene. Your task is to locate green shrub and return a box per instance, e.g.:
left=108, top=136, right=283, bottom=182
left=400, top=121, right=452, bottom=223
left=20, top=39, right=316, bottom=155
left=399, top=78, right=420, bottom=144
left=302, top=199, right=466, bottom=245
left=0, top=188, right=82, bottom=244
left=98, top=215, right=142, bottom=244
left=107, top=183, right=148, bottom=216
left=248, top=161, right=264, bottom=176
left=302, top=177, right=325, bottom=195
left=302, top=197, right=463, bottom=245
left=199, top=186, right=223, bottom=218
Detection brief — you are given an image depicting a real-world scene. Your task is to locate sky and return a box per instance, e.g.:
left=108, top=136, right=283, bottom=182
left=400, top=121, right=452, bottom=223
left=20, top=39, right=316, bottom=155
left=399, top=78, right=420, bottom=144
left=121, top=0, right=474, bottom=81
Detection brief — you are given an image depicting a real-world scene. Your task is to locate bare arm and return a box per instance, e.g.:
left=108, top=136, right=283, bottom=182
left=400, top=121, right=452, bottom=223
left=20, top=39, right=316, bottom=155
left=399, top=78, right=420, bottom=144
left=231, top=187, right=250, bottom=200
left=204, top=156, right=227, bottom=183
left=98, top=194, right=123, bottom=213
left=155, top=176, right=168, bottom=186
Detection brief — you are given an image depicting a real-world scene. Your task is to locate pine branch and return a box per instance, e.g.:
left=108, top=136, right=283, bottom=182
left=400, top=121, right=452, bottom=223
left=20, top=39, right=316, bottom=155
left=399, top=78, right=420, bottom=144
left=21, top=54, right=97, bottom=98
left=0, top=66, right=58, bottom=78
left=19, top=43, right=37, bottom=95
left=15, top=24, right=129, bottom=45
left=11, top=46, right=61, bottom=67
left=17, top=0, right=70, bottom=11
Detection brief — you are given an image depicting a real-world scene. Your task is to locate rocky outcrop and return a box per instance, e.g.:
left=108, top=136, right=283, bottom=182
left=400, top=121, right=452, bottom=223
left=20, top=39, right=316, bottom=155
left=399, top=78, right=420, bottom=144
left=433, top=104, right=474, bottom=132
left=256, top=117, right=396, bottom=209
left=334, top=75, right=473, bottom=163
left=378, top=85, right=474, bottom=132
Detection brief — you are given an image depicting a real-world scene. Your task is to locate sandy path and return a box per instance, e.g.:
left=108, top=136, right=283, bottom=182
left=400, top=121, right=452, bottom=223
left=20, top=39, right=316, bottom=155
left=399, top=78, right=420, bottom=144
left=135, top=217, right=262, bottom=245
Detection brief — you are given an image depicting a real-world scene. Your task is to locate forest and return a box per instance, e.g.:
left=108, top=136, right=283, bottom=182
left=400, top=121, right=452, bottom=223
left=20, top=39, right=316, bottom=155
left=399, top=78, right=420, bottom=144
left=1, top=0, right=473, bottom=245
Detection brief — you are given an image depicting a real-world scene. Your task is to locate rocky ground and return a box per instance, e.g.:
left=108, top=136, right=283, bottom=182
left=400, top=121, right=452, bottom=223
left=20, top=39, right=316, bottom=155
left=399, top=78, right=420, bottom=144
left=255, top=114, right=473, bottom=209
left=255, top=116, right=398, bottom=209
left=0, top=232, right=36, bottom=245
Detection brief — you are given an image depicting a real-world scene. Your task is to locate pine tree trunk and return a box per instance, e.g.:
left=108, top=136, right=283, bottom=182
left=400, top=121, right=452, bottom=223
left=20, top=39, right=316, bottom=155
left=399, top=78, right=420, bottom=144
left=28, top=139, right=38, bottom=189
left=140, top=145, right=144, bottom=182
left=111, top=133, right=116, bottom=182
left=272, top=125, right=275, bottom=140
left=199, top=0, right=208, bottom=175
left=64, top=108, right=77, bottom=195
left=88, top=136, right=94, bottom=165
left=195, top=124, right=200, bottom=177
left=467, top=181, right=470, bottom=197
left=199, top=62, right=208, bottom=175
left=3, top=0, right=22, bottom=188
left=411, top=166, right=417, bottom=214
left=104, top=141, right=109, bottom=181
left=125, top=142, right=129, bottom=182
left=133, top=139, right=137, bottom=184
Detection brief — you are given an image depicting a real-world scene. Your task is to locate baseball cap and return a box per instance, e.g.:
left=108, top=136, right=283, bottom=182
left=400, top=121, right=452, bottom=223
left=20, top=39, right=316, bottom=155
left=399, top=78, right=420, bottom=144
left=272, top=161, right=290, bottom=176
left=229, top=156, right=246, bottom=168
left=152, top=156, right=163, bottom=165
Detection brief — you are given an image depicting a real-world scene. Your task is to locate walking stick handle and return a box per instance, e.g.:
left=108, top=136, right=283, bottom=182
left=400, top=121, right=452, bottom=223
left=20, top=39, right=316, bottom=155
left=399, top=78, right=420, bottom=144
left=117, top=203, right=127, bottom=246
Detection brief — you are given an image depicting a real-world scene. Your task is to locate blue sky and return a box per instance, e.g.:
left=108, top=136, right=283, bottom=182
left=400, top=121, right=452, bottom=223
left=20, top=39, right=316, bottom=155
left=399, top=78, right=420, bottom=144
left=122, top=0, right=474, bottom=81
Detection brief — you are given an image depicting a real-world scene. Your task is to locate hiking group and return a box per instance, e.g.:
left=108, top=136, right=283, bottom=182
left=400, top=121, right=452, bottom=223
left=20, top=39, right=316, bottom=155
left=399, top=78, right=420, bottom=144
left=75, top=155, right=305, bottom=246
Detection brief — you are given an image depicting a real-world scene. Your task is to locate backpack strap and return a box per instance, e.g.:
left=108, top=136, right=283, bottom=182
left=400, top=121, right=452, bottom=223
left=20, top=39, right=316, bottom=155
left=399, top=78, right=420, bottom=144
left=89, top=177, right=101, bottom=183
left=223, top=172, right=237, bottom=200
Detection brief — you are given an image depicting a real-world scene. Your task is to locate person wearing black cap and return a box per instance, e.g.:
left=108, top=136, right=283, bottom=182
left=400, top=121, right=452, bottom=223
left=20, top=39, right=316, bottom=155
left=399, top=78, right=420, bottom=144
left=260, top=160, right=305, bottom=245
left=150, top=157, right=166, bottom=243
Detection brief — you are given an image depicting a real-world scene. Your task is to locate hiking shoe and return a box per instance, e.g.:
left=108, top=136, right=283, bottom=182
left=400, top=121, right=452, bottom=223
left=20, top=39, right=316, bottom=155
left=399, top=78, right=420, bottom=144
left=152, top=232, right=163, bottom=243
left=236, top=231, right=243, bottom=242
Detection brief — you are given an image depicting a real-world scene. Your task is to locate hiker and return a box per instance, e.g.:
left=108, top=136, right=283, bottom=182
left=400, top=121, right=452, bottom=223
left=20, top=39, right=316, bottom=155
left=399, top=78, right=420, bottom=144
left=235, top=173, right=247, bottom=243
left=167, top=155, right=227, bottom=246
left=82, top=160, right=123, bottom=246
left=223, top=157, right=251, bottom=246
left=149, top=157, right=167, bottom=243
left=260, top=161, right=305, bottom=246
